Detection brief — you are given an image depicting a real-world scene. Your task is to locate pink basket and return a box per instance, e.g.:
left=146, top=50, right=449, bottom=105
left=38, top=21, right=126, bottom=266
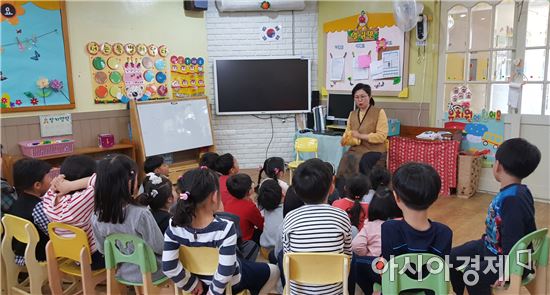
left=18, top=139, right=75, bottom=158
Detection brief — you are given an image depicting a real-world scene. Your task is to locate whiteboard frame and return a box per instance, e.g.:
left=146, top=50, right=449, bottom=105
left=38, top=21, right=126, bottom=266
left=130, top=96, right=215, bottom=164
left=213, top=56, right=312, bottom=115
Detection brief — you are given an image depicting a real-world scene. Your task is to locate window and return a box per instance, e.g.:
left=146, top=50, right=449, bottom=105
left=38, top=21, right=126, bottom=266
left=522, top=0, right=550, bottom=115
left=441, top=1, right=516, bottom=115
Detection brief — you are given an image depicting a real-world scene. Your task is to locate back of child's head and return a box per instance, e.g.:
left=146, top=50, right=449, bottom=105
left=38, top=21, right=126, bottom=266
left=283, top=186, right=303, bottom=218
left=393, top=162, right=441, bottom=210
left=256, top=157, right=285, bottom=191
left=369, top=166, right=391, bottom=190
left=172, top=167, right=219, bottom=227
left=258, top=179, right=283, bottom=211
left=226, top=173, right=252, bottom=199
left=199, top=152, right=219, bottom=170
left=13, top=158, right=52, bottom=192
left=138, top=173, right=173, bottom=211
left=60, top=155, right=96, bottom=181
left=368, top=186, right=403, bottom=221
left=95, top=154, right=138, bottom=224
left=292, top=158, right=333, bottom=204
left=343, top=174, right=369, bottom=228
left=144, top=155, right=164, bottom=174
left=495, top=138, right=541, bottom=179
left=214, top=153, right=235, bottom=175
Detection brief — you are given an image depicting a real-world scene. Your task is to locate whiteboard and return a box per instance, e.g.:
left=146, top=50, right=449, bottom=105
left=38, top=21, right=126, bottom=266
left=137, top=99, right=214, bottom=156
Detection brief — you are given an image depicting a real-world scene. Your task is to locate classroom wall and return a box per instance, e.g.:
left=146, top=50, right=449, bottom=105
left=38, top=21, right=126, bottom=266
left=2, top=1, right=208, bottom=119
left=205, top=1, right=319, bottom=168
left=318, top=1, right=440, bottom=125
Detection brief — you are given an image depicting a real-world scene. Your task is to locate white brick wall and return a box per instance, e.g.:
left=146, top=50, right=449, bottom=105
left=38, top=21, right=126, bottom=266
left=205, top=1, right=318, bottom=168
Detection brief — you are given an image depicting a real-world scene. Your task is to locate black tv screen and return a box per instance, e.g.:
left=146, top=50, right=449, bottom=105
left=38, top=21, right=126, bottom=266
left=214, top=57, right=311, bottom=115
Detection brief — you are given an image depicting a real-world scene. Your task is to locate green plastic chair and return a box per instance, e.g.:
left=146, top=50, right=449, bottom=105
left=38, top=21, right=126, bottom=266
left=375, top=253, right=449, bottom=295
left=495, top=228, right=548, bottom=295
left=103, top=233, right=170, bottom=295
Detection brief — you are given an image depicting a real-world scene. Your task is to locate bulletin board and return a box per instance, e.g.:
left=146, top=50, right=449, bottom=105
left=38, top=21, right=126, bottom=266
left=86, top=41, right=169, bottom=104
left=324, top=12, right=409, bottom=96
left=1, top=1, right=75, bottom=113
left=170, top=55, right=206, bottom=99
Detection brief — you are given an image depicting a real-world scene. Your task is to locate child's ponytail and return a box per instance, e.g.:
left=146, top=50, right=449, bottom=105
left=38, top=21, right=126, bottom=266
left=347, top=196, right=363, bottom=229
left=137, top=173, right=173, bottom=211
left=256, top=157, right=285, bottom=192
left=344, top=174, right=369, bottom=228
left=171, top=167, right=219, bottom=227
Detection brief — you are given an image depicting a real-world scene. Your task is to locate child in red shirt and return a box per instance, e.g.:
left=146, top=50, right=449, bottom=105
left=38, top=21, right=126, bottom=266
left=224, top=173, right=263, bottom=242
left=213, top=153, right=240, bottom=207
left=332, top=174, right=369, bottom=233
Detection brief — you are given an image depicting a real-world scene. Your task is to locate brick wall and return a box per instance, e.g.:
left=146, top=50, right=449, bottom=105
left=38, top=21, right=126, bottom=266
left=205, top=1, right=318, bottom=168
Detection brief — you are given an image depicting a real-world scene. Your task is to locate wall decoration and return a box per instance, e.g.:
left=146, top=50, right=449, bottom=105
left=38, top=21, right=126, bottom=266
left=443, top=85, right=503, bottom=168
left=1, top=1, right=75, bottom=113
left=39, top=113, right=72, bottom=137
left=170, top=55, right=205, bottom=98
left=260, top=25, right=281, bottom=41
left=324, top=11, right=409, bottom=95
left=86, top=41, right=169, bottom=104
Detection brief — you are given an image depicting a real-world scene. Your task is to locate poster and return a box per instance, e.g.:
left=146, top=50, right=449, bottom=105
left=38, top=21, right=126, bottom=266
left=40, top=113, right=72, bottom=137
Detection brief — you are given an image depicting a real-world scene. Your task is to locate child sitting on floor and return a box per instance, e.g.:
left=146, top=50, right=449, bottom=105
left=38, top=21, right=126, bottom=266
left=137, top=173, right=176, bottom=234
left=144, top=155, right=170, bottom=177
left=224, top=173, right=264, bottom=243
left=450, top=138, right=540, bottom=295
left=199, top=152, right=219, bottom=170
left=332, top=174, right=370, bottom=235
left=256, top=157, right=289, bottom=195
left=213, top=153, right=240, bottom=206
left=257, top=179, right=283, bottom=259
left=162, top=167, right=279, bottom=295
left=364, top=166, right=391, bottom=203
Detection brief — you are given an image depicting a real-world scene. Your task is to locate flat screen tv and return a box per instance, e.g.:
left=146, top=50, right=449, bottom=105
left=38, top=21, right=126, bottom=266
left=214, top=57, right=311, bottom=115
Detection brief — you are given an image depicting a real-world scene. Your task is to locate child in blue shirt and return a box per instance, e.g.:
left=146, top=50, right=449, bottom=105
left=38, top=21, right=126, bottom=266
left=450, top=138, right=540, bottom=295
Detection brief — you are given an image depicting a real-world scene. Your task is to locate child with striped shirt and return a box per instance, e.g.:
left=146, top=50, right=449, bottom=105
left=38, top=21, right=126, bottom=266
left=162, top=168, right=279, bottom=295
left=282, top=158, right=352, bottom=295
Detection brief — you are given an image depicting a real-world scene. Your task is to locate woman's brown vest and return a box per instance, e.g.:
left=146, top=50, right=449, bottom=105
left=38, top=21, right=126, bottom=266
left=348, top=107, right=386, bottom=153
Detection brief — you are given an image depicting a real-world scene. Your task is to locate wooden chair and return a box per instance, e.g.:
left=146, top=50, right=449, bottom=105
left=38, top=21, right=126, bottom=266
left=177, top=245, right=248, bottom=295
left=494, top=228, right=549, bottom=294
left=283, top=252, right=350, bottom=295
left=376, top=253, right=450, bottom=295
left=1, top=214, right=48, bottom=295
left=46, top=222, right=106, bottom=294
left=288, top=137, right=318, bottom=184
left=104, top=233, right=170, bottom=295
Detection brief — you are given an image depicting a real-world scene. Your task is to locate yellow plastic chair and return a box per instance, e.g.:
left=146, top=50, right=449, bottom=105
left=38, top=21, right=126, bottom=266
left=46, top=222, right=106, bottom=295
left=1, top=214, right=48, bottom=295
left=283, top=252, right=350, bottom=295
left=178, top=246, right=248, bottom=295
left=288, top=137, right=318, bottom=184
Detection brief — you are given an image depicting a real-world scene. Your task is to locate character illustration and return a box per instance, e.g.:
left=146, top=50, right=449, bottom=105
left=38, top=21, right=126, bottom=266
left=117, top=59, right=150, bottom=103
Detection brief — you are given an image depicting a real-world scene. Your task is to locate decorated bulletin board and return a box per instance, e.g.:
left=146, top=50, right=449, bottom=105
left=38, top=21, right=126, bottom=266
left=324, top=11, right=409, bottom=96
left=86, top=42, right=169, bottom=104
left=1, top=1, right=75, bottom=113
left=170, top=55, right=206, bottom=98
left=443, top=85, right=504, bottom=168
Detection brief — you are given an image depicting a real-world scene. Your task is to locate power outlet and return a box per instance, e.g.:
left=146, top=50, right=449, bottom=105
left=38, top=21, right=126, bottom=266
left=409, top=74, right=416, bottom=86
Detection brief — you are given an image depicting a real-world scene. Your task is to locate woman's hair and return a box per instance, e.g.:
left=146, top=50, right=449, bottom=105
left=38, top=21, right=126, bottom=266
left=137, top=173, right=173, bottom=211
left=369, top=166, right=391, bottom=190
left=171, top=167, right=219, bottom=227
left=255, top=157, right=284, bottom=192
left=351, top=83, right=375, bottom=106
left=199, top=152, right=219, bottom=170
left=94, top=154, right=138, bottom=224
left=343, top=174, right=369, bottom=228
left=60, top=155, right=96, bottom=181
left=368, top=186, right=403, bottom=221
left=214, top=153, right=235, bottom=175
left=257, top=179, right=283, bottom=211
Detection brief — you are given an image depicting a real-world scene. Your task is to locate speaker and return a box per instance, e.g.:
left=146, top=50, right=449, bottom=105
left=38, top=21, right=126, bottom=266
left=184, top=0, right=208, bottom=11
left=306, top=90, right=320, bottom=129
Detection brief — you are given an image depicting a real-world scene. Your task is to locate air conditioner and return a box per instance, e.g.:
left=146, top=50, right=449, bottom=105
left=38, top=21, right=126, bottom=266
left=216, top=0, right=306, bottom=12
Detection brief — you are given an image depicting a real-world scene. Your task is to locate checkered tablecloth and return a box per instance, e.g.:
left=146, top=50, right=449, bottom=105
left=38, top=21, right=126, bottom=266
left=388, top=137, right=460, bottom=196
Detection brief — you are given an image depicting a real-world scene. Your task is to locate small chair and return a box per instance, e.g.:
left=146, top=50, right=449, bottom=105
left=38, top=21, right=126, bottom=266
left=283, top=252, right=350, bottom=295
left=104, top=233, right=170, bottom=295
left=288, top=137, right=318, bottom=184
left=379, top=253, right=449, bottom=295
left=1, top=214, right=48, bottom=295
left=46, top=222, right=106, bottom=295
left=494, top=228, right=549, bottom=295
left=178, top=246, right=248, bottom=295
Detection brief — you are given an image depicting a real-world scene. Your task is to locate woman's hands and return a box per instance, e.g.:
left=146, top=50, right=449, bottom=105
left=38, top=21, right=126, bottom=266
left=351, top=130, right=367, bottom=141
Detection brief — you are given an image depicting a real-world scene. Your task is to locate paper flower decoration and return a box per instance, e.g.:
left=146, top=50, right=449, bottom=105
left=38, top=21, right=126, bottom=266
left=0, top=2, right=26, bottom=26
left=36, top=78, right=49, bottom=89
left=376, top=38, right=387, bottom=52
left=30, top=97, right=39, bottom=105
left=15, top=99, right=22, bottom=106
left=49, top=79, right=70, bottom=102
left=1, top=97, right=7, bottom=104
left=1, top=93, right=10, bottom=108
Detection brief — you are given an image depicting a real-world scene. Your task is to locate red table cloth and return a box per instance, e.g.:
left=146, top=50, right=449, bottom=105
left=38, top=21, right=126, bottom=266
left=388, top=137, right=460, bottom=196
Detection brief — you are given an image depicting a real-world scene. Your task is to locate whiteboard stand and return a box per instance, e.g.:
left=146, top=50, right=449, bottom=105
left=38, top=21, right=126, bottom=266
left=130, top=96, right=216, bottom=183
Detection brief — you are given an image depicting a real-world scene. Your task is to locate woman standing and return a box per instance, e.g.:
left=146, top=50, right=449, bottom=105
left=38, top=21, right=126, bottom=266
left=337, top=83, right=388, bottom=178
